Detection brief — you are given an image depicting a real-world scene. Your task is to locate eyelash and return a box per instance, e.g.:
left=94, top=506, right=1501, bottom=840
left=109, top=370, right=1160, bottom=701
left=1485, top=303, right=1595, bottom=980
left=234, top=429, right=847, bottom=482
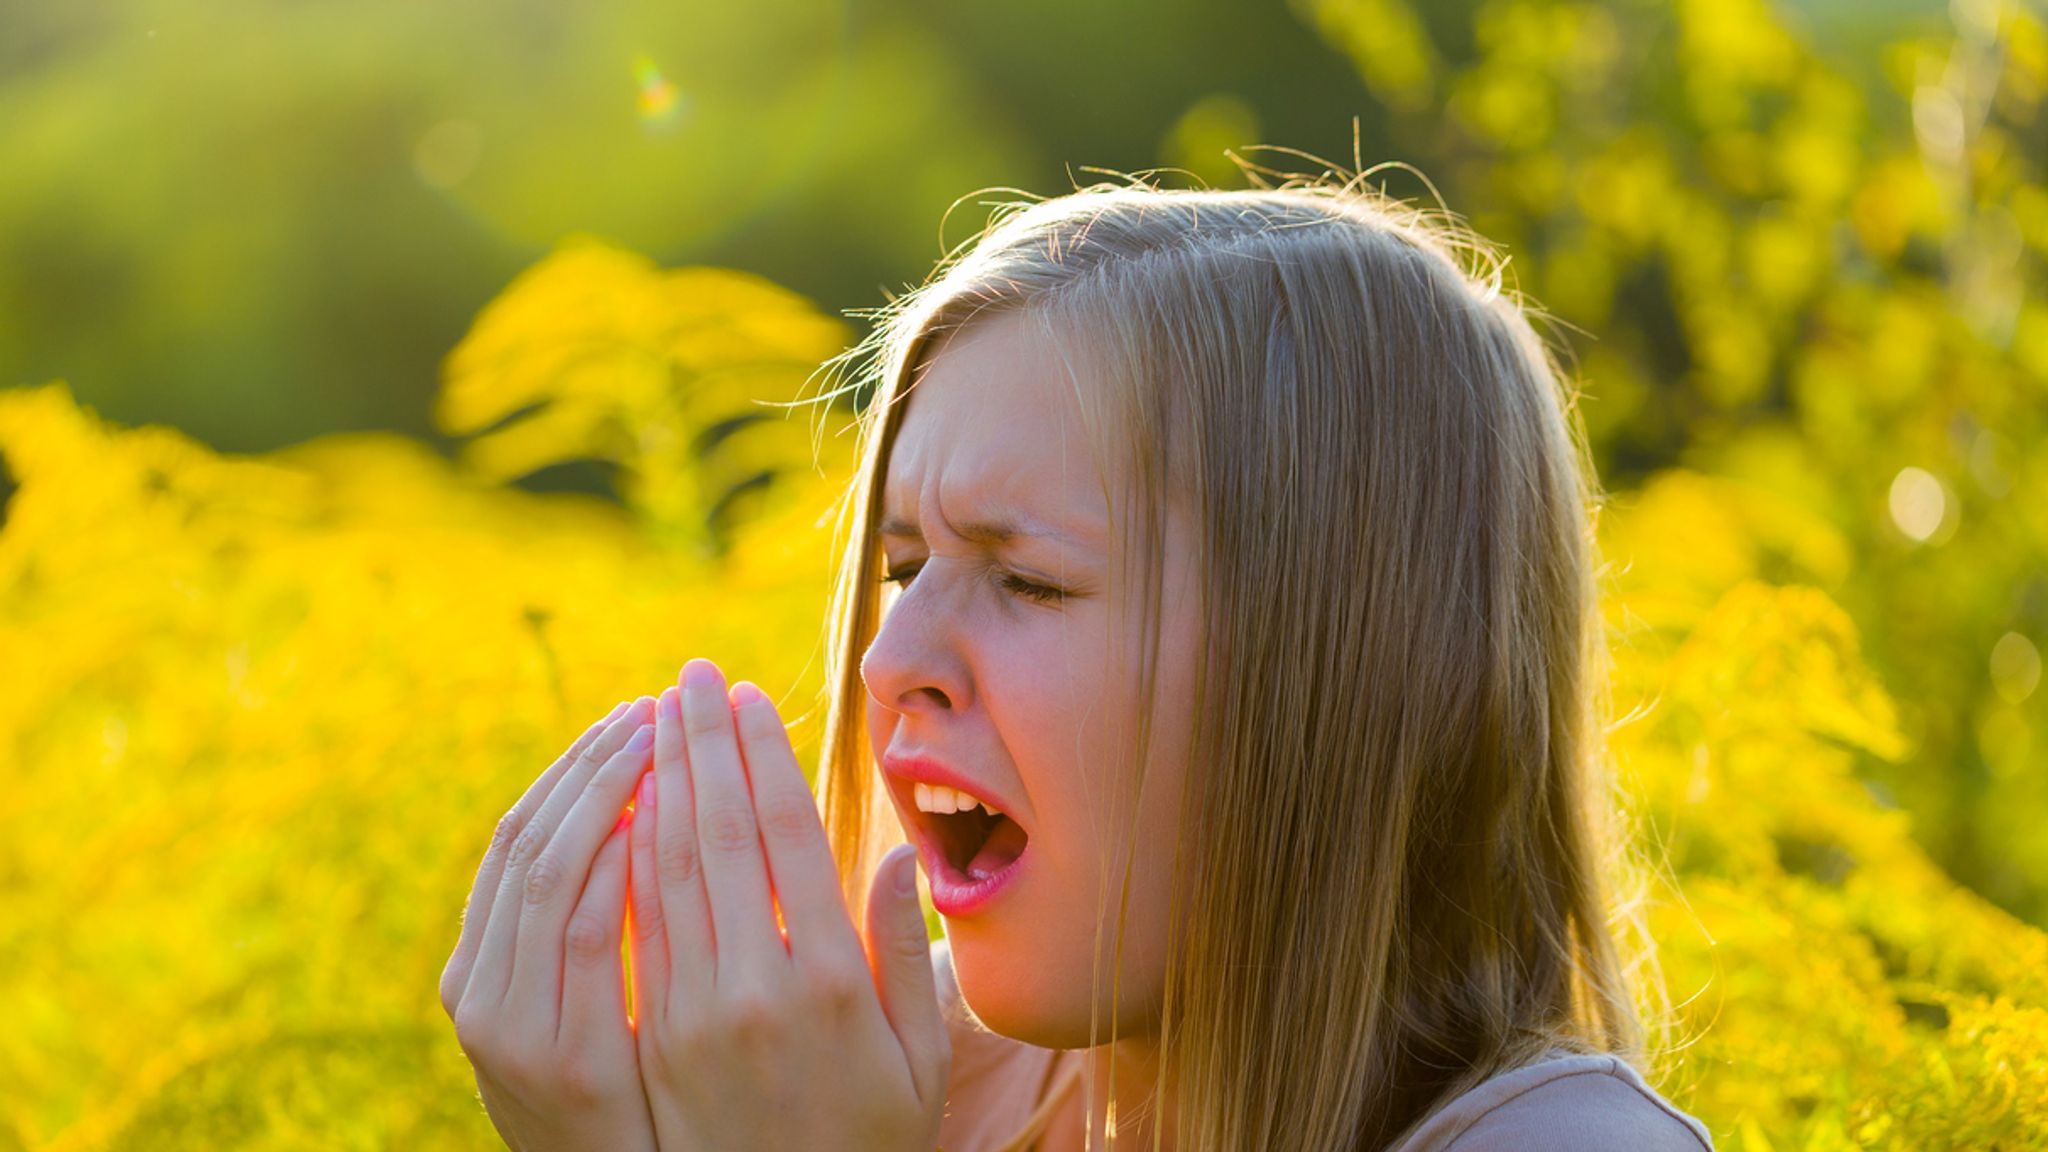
left=880, top=564, right=1066, bottom=604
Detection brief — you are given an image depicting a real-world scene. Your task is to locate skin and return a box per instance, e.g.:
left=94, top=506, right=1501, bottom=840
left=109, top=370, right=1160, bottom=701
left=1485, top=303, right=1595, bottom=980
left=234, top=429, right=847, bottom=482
left=862, top=309, right=1203, bottom=1150
left=447, top=667, right=951, bottom=1151
left=441, top=696, right=662, bottom=1152
left=444, top=307, right=1197, bottom=1151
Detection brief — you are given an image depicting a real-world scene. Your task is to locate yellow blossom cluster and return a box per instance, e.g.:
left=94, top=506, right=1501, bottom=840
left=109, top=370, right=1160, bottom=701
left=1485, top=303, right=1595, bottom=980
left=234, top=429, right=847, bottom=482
left=0, top=239, right=2041, bottom=1149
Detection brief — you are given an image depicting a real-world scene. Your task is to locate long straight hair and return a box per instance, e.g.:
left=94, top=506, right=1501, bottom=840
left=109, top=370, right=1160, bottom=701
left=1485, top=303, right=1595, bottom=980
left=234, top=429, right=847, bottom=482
left=807, top=168, right=1665, bottom=1151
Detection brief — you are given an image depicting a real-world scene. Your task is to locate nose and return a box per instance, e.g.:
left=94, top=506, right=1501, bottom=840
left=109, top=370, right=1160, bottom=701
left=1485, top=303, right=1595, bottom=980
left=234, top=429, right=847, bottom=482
left=860, top=564, right=973, bottom=717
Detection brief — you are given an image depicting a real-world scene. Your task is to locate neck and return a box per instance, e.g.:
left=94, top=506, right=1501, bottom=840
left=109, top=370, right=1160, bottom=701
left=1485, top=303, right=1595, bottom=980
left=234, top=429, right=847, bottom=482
left=1045, top=1034, right=1178, bottom=1152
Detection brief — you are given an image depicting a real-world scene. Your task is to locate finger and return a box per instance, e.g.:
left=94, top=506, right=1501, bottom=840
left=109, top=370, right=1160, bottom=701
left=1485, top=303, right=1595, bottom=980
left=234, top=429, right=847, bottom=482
left=729, top=681, right=866, bottom=978
left=560, top=813, right=635, bottom=1046
left=679, top=658, right=784, bottom=984
left=442, top=699, right=630, bottom=1016
left=652, top=683, right=716, bottom=1012
left=865, top=844, right=949, bottom=1107
left=506, top=718, right=656, bottom=1017
left=471, top=696, right=655, bottom=1009
left=627, top=768, right=669, bottom=1029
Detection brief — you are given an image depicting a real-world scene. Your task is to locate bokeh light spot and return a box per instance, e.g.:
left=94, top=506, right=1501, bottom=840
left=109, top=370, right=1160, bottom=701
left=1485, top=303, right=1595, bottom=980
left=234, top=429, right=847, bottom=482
left=1991, top=631, right=2042, bottom=704
left=1887, top=466, right=1947, bottom=542
left=1160, top=94, right=1261, bottom=190
left=634, top=54, right=686, bottom=127
left=414, top=119, right=484, bottom=190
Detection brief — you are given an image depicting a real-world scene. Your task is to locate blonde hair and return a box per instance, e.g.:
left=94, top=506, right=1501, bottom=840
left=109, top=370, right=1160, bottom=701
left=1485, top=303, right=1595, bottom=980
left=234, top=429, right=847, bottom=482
left=808, top=163, right=1666, bottom=1151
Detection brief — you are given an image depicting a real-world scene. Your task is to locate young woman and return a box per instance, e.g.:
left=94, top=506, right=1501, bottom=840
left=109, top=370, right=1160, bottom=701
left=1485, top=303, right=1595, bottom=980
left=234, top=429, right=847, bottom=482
left=440, top=175, right=1717, bottom=1151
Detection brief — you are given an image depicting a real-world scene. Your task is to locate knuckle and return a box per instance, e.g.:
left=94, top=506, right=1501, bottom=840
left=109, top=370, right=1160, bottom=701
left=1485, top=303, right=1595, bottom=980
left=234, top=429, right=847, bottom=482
left=810, top=965, right=865, bottom=1015
left=567, top=745, right=608, bottom=781
left=718, top=988, right=785, bottom=1043
left=507, top=819, right=550, bottom=871
left=890, top=921, right=935, bottom=962
left=683, top=706, right=730, bottom=740
left=437, top=963, right=465, bottom=1020
left=641, top=1021, right=694, bottom=1077
left=656, top=829, right=704, bottom=886
left=580, top=731, right=618, bottom=764
left=736, top=706, right=784, bottom=745
left=596, top=738, right=642, bottom=772
left=628, top=885, right=666, bottom=941
left=699, top=803, right=760, bottom=855
left=451, top=1000, right=496, bottom=1052
left=565, top=913, right=611, bottom=964
left=554, top=1056, right=609, bottom=1107
left=757, top=793, right=820, bottom=840
left=490, top=809, right=524, bottom=855
left=523, top=852, right=567, bottom=908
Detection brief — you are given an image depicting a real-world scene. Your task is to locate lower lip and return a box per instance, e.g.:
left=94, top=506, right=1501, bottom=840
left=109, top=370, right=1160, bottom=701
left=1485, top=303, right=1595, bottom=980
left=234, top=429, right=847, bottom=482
left=917, top=838, right=1028, bottom=918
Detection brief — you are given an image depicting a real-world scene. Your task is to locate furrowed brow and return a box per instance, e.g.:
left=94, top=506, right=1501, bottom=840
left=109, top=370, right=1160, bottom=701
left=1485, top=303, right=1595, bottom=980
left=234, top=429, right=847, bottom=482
left=877, top=512, right=1092, bottom=548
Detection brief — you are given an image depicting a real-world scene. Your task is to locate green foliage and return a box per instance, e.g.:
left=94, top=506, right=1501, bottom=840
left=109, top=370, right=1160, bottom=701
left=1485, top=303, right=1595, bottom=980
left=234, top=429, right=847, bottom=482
left=1602, top=476, right=2048, bottom=1145
left=1304, top=0, right=2048, bottom=926
left=3, top=235, right=2045, bottom=1147
left=3, top=1, right=2045, bottom=1144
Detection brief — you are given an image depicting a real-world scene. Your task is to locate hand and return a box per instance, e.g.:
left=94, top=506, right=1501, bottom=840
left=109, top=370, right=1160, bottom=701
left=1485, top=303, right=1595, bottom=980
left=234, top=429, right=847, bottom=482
left=626, top=659, right=950, bottom=1151
left=441, top=696, right=661, bottom=1152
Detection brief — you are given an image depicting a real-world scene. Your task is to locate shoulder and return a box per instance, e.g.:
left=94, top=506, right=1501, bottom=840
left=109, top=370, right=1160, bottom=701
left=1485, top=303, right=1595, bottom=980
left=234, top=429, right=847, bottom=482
left=1399, top=1052, right=1715, bottom=1152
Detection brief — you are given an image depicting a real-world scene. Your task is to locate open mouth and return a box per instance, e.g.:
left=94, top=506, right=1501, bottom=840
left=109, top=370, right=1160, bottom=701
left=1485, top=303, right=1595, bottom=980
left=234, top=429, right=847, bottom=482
left=922, top=803, right=1030, bottom=879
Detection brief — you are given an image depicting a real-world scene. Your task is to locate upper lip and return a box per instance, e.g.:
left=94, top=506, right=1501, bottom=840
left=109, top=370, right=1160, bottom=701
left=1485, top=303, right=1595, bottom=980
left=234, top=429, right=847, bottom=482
left=880, top=751, right=1026, bottom=833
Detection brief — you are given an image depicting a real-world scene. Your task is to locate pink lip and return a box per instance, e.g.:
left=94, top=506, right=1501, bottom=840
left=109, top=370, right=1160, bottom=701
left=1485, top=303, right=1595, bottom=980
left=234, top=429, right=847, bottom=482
left=916, top=835, right=1029, bottom=917
left=879, top=752, right=1025, bottom=834
left=881, top=751, right=1030, bottom=917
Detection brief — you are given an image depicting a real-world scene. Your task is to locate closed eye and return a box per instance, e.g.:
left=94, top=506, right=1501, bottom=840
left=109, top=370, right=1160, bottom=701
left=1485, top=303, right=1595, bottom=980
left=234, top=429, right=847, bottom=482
left=996, top=571, right=1064, bottom=604
left=879, top=563, right=1065, bottom=605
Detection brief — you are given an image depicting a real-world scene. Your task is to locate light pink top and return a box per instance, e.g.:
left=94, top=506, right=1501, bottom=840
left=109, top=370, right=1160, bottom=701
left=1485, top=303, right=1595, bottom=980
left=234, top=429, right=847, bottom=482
left=1391, top=1050, right=1714, bottom=1150
left=930, top=940, right=1714, bottom=1152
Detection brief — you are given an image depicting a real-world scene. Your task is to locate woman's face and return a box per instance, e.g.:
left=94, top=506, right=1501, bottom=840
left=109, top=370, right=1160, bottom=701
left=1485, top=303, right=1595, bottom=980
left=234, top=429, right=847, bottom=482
left=861, top=310, right=1201, bottom=1050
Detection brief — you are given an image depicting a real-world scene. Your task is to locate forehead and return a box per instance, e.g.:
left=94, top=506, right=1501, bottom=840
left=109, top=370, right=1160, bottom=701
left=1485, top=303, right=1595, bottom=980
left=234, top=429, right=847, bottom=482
left=881, top=313, right=1112, bottom=531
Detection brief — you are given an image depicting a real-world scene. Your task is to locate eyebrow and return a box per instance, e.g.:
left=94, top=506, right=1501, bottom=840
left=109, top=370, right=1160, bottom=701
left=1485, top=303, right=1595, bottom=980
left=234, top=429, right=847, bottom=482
left=877, top=510, right=1099, bottom=549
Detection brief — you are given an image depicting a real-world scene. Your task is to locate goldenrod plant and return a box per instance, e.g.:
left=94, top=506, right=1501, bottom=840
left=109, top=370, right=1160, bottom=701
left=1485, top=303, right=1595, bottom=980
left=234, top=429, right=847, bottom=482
left=1, top=236, right=2042, bottom=1149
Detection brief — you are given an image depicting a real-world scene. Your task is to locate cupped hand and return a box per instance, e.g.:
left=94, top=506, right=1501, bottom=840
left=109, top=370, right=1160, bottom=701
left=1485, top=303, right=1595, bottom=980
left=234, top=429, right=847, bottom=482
left=626, top=659, right=950, bottom=1152
left=441, top=696, right=661, bottom=1152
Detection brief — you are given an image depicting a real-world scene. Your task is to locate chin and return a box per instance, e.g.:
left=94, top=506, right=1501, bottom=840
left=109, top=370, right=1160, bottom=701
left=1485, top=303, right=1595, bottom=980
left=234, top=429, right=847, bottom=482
left=947, top=925, right=1163, bottom=1050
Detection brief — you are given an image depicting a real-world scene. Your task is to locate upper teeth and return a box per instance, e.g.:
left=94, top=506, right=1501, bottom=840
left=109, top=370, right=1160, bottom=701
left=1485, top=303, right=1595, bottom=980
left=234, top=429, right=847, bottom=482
left=914, top=782, right=1000, bottom=817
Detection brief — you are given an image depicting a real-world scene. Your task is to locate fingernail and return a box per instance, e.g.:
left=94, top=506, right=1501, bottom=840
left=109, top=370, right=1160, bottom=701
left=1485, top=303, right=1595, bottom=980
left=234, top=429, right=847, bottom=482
left=604, top=700, right=631, bottom=722
left=638, top=773, right=654, bottom=808
left=730, top=681, right=769, bottom=708
left=682, top=659, right=722, bottom=693
left=626, top=723, right=655, bottom=750
left=659, top=684, right=681, bottom=716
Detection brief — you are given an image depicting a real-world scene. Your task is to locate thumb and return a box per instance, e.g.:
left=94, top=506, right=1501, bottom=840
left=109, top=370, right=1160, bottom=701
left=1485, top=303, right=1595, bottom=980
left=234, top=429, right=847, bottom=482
left=865, top=844, right=949, bottom=1106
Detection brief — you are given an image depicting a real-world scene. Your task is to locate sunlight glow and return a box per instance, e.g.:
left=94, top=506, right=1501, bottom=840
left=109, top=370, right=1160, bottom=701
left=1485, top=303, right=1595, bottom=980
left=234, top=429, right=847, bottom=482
left=635, top=54, right=685, bottom=125
left=1991, top=631, right=2042, bottom=704
left=1888, top=466, right=1947, bottom=542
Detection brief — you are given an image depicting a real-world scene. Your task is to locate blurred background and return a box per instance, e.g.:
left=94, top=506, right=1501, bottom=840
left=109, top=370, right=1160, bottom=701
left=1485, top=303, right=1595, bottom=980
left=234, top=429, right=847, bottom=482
left=2, top=0, right=2044, bottom=1148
